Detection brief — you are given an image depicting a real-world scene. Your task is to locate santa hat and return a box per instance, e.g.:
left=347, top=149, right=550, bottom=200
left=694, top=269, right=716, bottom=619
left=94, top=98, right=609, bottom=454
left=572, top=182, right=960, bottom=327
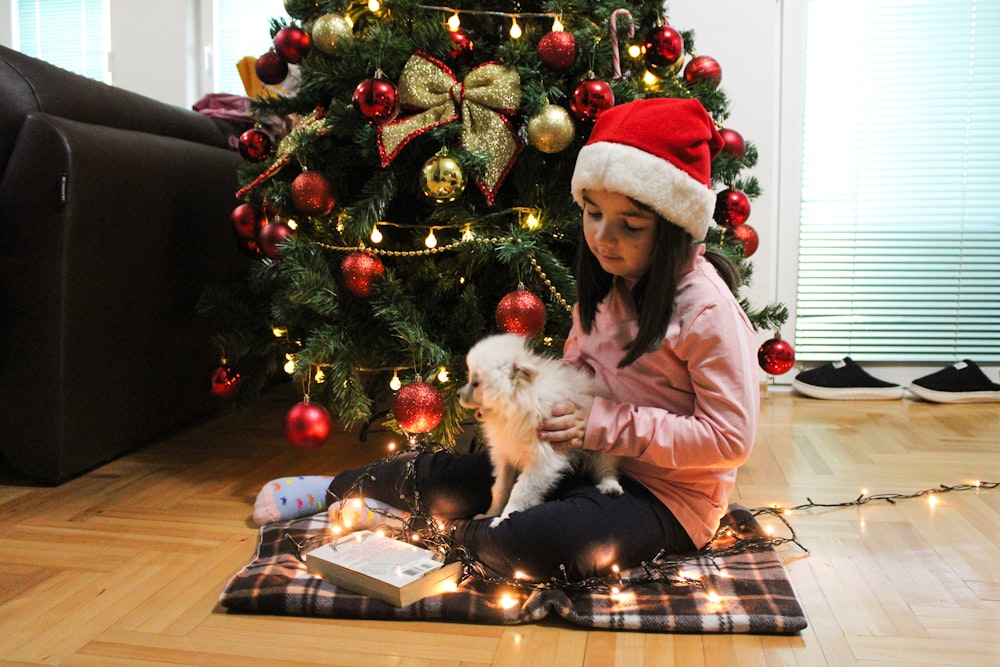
left=571, top=98, right=723, bottom=240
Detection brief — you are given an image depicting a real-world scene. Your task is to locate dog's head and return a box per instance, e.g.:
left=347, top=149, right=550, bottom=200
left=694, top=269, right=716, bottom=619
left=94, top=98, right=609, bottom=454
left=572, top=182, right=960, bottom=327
left=458, top=334, right=540, bottom=420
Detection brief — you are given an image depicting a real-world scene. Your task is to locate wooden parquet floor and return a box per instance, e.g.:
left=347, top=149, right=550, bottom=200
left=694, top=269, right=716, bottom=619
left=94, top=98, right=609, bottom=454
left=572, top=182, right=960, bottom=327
left=1, top=383, right=998, bottom=666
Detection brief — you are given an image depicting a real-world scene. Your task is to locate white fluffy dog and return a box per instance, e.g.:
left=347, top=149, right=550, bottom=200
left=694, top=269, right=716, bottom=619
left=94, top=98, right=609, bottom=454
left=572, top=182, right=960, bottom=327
left=458, top=333, right=622, bottom=527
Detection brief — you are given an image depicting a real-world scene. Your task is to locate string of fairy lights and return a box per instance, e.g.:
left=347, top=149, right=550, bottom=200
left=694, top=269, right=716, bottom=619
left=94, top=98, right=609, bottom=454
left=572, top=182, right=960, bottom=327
left=288, top=440, right=998, bottom=596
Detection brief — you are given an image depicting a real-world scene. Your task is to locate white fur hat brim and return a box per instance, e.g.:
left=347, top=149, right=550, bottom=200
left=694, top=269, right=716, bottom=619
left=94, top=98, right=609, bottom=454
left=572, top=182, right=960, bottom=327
left=571, top=141, right=716, bottom=241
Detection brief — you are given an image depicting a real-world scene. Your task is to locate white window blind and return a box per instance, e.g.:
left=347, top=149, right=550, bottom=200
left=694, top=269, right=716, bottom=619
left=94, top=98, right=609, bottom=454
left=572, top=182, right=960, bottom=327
left=12, top=0, right=109, bottom=83
left=213, top=0, right=287, bottom=95
left=795, top=0, right=1000, bottom=362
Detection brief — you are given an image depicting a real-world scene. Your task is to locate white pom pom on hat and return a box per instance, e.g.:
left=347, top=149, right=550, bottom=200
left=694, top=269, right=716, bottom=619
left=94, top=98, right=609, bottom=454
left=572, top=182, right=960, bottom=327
left=570, top=98, right=724, bottom=240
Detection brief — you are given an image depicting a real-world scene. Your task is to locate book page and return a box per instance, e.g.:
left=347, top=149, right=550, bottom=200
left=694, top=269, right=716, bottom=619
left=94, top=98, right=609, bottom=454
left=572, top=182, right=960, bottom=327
left=313, top=532, right=444, bottom=586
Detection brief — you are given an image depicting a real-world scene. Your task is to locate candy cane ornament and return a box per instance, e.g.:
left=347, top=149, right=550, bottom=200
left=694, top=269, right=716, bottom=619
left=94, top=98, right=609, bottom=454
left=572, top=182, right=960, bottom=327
left=610, top=9, right=635, bottom=79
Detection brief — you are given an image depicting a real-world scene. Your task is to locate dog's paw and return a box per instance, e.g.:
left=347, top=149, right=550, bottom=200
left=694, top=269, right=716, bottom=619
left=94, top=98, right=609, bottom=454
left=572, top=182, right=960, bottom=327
left=597, top=478, right=624, bottom=496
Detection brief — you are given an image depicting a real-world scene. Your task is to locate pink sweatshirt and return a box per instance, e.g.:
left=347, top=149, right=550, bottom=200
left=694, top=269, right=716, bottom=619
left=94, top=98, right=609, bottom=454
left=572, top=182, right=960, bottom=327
left=563, top=245, right=759, bottom=548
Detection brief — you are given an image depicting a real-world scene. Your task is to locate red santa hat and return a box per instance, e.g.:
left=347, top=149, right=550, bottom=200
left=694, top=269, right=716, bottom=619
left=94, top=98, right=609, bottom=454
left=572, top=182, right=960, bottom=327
left=570, top=98, right=723, bottom=240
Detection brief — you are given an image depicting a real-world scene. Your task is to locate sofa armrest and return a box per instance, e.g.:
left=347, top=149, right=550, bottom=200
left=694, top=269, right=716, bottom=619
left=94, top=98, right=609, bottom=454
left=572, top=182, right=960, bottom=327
left=0, top=45, right=238, bottom=174
left=0, top=113, right=245, bottom=481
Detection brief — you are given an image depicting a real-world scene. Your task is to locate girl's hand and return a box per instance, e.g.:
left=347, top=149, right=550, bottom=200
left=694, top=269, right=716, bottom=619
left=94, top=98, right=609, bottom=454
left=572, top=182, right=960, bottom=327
left=538, top=396, right=594, bottom=450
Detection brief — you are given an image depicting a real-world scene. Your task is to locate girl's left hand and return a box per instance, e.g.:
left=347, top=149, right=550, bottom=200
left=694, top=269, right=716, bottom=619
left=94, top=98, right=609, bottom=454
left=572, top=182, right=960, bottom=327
left=538, top=396, right=594, bottom=450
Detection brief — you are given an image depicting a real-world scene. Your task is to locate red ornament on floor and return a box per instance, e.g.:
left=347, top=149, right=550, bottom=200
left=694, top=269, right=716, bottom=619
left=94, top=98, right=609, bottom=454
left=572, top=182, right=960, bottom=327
left=714, top=188, right=751, bottom=227
left=496, top=289, right=546, bottom=338
left=340, top=251, right=385, bottom=297
left=274, top=26, right=312, bottom=64
left=393, top=381, right=444, bottom=434
left=291, top=171, right=336, bottom=216
left=285, top=401, right=332, bottom=449
left=758, top=334, right=795, bottom=375
left=570, top=78, right=615, bottom=123
left=210, top=364, right=241, bottom=398
left=538, top=31, right=577, bottom=71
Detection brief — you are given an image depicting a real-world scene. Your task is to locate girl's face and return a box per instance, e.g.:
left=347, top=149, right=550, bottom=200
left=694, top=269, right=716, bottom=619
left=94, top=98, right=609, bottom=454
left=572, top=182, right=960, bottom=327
left=582, top=189, right=658, bottom=285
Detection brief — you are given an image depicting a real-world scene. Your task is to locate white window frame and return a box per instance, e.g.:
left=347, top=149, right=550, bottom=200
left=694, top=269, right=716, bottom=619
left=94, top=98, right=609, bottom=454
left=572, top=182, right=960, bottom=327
left=776, top=0, right=1000, bottom=386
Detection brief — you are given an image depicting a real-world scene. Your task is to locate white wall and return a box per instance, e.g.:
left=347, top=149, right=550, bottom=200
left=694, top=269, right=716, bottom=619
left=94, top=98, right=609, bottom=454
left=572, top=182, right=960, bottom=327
left=668, top=0, right=785, bottom=355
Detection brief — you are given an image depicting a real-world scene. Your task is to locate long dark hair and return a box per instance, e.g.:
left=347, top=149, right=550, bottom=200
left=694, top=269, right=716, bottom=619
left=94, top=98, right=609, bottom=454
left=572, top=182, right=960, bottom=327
left=575, top=213, right=741, bottom=368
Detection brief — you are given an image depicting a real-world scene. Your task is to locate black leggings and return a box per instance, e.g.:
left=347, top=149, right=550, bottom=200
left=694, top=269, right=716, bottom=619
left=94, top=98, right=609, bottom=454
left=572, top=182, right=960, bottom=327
left=327, top=450, right=695, bottom=581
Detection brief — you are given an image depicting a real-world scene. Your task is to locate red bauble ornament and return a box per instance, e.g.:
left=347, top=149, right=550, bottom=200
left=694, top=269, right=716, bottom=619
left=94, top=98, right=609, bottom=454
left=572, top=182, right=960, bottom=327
left=731, top=223, right=759, bottom=258
left=290, top=171, right=336, bottom=216
left=340, top=251, right=385, bottom=297
left=537, top=31, right=577, bottom=71
left=210, top=364, right=241, bottom=398
left=570, top=79, right=615, bottom=123
left=239, top=128, right=274, bottom=162
left=255, top=50, right=289, bottom=85
left=230, top=204, right=267, bottom=241
left=683, top=54, right=723, bottom=89
left=274, top=26, right=312, bottom=64
left=714, top=189, right=751, bottom=227
left=719, top=128, right=746, bottom=160
left=641, top=26, right=684, bottom=75
left=352, top=77, right=400, bottom=125
left=258, top=221, right=294, bottom=260
left=393, top=381, right=444, bottom=434
left=758, top=334, right=795, bottom=375
left=447, top=29, right=474, bottom=63
left=496, top=290, right=547, bottom=338
left=285, top=401, right=332, bottom=449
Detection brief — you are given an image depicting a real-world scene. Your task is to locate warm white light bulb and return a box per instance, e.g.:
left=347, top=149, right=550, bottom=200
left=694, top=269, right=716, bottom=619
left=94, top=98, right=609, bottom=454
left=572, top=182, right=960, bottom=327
left=510, top=18, right=522, bottom=39
left=628, top=44, right=641, bottom=58
left=390, top=371, right=402, bottom=391
left=314, top=367, right=326, bottom=383
left=524, top=211, right=540, bottom=230
left=425, top=229, right=438, bottom=248
left=370, top=225, right=383, bottom=243
left=448, top=12, right=461, bottom=31
left=283, top=353, right=296, bottom=375
left=436, top=366, right=449, bottom=383
left=368, top=0, right=380, bottom=12
left=643, top=70, right=658, bottom=85
left=552, top=16, right=564, bottom=32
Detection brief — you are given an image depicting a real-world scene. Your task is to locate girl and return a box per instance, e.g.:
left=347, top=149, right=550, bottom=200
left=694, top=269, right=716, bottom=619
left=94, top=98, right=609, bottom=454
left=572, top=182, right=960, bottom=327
left=254, top=98, right=759, bottom=581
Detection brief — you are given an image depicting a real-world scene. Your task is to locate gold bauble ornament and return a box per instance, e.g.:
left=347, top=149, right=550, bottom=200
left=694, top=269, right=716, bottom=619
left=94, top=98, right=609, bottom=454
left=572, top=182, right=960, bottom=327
left=420, top=149, right=465, bottom=202
left=527, top=104, right=576, bottom=154
left=311, top=14, right=352, bottom=54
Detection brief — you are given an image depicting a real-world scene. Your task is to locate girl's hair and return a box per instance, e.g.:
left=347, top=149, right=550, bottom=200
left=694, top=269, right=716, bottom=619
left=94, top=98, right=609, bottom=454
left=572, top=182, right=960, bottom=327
left=575, top=213, right=741, bottom=368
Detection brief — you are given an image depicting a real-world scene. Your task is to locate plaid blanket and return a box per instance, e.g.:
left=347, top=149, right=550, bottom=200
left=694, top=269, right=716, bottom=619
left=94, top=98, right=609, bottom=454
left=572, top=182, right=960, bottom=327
left=219, top=506, right=807, bottom=633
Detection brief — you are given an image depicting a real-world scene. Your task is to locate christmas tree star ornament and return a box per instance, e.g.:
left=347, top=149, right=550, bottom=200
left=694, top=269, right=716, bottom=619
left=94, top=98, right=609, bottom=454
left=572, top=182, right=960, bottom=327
left=377, top=52, right=522, bottom=204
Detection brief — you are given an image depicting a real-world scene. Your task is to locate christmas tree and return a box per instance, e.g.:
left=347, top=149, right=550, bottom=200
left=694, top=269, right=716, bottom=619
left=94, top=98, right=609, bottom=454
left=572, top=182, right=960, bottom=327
left=201, top=0, right=788, bottom=446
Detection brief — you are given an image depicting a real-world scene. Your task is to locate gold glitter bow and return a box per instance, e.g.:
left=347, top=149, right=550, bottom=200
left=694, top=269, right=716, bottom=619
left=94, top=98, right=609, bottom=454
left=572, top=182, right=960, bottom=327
left=378, top=52, right=523, bottom=204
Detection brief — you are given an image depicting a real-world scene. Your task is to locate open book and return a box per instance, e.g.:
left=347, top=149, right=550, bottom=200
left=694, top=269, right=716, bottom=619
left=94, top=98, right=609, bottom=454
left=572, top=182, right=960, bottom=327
left=305, top=530, right=463, bottom=607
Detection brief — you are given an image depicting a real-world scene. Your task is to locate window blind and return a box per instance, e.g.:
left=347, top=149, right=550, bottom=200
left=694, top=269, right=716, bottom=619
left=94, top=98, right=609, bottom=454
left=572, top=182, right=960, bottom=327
left=213, top=0, right=287, bottom=95
left=13, top=0, right=109, bottom=82
left=795, top=0, right=1000, bottom=362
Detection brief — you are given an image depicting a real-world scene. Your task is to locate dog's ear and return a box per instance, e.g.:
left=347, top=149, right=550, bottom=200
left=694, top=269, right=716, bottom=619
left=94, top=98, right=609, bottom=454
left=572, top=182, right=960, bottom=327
left=510, top=361, right=538, bottom=385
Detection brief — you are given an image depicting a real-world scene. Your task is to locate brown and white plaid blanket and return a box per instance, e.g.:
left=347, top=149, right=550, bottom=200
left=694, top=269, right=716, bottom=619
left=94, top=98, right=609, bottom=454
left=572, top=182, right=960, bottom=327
left=219, top=506, right=807, bottom=633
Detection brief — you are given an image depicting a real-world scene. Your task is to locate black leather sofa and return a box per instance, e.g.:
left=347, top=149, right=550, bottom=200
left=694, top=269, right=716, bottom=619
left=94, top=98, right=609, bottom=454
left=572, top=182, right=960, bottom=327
left=0, top=45, right=246, bottom=482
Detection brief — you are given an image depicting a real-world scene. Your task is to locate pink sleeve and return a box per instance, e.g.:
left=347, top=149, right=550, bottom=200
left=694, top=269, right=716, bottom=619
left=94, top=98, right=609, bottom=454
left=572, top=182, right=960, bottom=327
left=583, top=303, right=758, bottom=470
